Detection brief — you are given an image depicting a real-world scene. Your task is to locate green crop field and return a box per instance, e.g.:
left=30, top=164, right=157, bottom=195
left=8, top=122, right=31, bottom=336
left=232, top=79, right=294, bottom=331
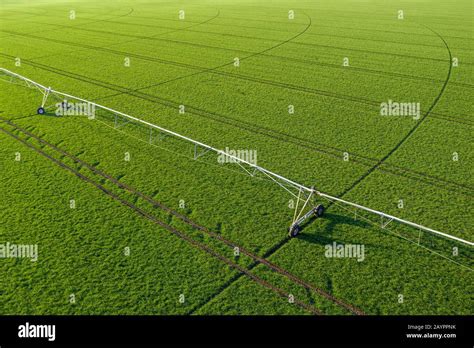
left=0, top=0, right=472, bottom=316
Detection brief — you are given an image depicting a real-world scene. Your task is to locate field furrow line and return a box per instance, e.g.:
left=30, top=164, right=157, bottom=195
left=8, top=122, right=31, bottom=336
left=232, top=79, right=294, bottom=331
left=1, top=56, right=472, bottom=196
left=2, top=30, right=472, bottom=121
left=0, top=116, right=365, bottom=315
left=8, top=21, right=473, bottom=89
left=0, top=118, right=359, bottom=316
left=189, top=24, right=461, bottom=311
left=336, top=25, right=454, bottom=198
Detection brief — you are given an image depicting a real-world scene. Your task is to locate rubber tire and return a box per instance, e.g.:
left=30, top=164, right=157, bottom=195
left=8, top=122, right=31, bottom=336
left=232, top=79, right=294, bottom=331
left=288, top=225, right=300, bottom=238
left=315, top=204, right=325, bottom=217
left=37, top=107, right=45, bottom=115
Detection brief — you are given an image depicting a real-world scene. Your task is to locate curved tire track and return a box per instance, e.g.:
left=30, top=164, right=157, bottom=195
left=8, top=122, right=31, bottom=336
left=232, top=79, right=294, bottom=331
left=22, top=9, right=221, bottom=63
left=1, top=29, right=471, bottom=123
left=1, top=53, right=472, bottom=197
left=211, top=24, right=457, bottom=317
left=337, top=24, right=454, bottom=197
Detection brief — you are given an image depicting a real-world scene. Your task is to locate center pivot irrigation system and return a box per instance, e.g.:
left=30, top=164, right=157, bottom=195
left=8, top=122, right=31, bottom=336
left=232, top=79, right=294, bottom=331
left=1, top=67, right=473, bottom=247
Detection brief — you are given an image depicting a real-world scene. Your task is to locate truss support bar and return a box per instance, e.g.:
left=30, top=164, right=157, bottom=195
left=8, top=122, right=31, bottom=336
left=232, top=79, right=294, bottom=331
left=41, top=87, right=51, bottom=108
left=194, top=144, right=211, bottom=160
left=259, top=169, right=299, bottom=199
left=293, top=190, right=314, bottom=224
left=381, top=217, right=394, bottom=229
left=317, top=192, right=473, bottom=246
left=292, top=189, right=302, bottom=223
left=115, top=116, right=131, bottom=129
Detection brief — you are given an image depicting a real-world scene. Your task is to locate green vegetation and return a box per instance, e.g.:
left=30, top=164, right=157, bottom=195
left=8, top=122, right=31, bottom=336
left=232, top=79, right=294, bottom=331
left=0, top=0, right=472, bottom=315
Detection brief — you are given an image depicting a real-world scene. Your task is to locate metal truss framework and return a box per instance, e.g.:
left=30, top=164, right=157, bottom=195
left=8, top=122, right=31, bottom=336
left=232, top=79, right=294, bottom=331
left=1, top=67, right=472, bottom=247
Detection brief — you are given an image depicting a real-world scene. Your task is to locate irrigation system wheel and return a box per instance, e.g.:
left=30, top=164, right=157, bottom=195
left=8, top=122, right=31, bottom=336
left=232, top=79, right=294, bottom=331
left=315, top=204, right=325, bottom=217
left=288, top=224, right=300, bottom=238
